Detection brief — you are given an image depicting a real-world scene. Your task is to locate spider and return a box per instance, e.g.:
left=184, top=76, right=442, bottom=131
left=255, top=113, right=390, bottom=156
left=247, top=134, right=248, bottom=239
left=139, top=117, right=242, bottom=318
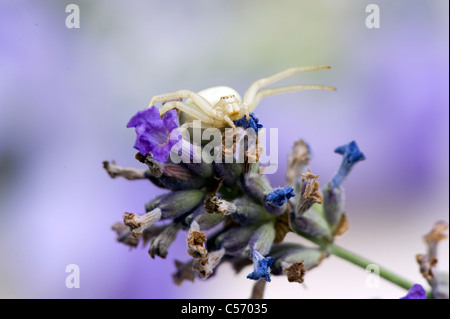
left=148, top=66, right=334, bottom=130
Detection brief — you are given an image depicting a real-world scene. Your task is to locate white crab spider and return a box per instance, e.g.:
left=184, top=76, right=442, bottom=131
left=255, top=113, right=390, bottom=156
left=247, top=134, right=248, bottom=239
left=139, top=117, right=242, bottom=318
left=148, top=66, right=335, bottom=130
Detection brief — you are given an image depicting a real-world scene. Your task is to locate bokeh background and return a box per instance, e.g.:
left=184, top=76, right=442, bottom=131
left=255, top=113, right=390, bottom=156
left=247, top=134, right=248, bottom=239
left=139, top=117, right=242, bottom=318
left=0, top=0, right=448, bottom=299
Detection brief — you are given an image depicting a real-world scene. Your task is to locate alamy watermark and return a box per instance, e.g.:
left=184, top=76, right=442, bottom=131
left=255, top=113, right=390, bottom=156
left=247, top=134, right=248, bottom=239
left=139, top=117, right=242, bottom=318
left=65, top=264, right=80, bottom=288
left=65, top=4, right=80, bottom=29
left=365, top=263, right=380, bottom=288
left=366, top=4, right=380, bottom=29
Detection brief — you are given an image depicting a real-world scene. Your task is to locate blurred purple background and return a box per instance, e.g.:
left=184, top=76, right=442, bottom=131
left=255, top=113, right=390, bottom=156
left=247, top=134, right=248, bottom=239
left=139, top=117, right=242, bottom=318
left=0, top=0, right=448, bottom=298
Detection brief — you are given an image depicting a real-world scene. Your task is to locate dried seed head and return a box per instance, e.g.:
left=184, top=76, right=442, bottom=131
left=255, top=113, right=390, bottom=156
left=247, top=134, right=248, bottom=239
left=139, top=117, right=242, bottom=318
left=416, top=253, right=438, bottom=282
left=204, top=196, right=237, bottom=216
left=186, top=221, right=207, bottom=258
left=274, top=211, right=291, bottom=244
left=283, top=261, right=307, bottom=284
left=172, top=259, right=197, bottom=286
left=192, top=248, right=226, bottom=279
left=123, top=208, right=162, bottom=238
left=297, top=168, right=322, bottom=215
left=424, top=220, right=448, bottom=260
left=111, top=222, right=139, bottom=248
left=103, top=161, right=147, bottom=180
left=424, top=220, right=448, bottom=245
left=286, top=140, right=311, bottom=186
left=135, top=153, right=164, bottom=178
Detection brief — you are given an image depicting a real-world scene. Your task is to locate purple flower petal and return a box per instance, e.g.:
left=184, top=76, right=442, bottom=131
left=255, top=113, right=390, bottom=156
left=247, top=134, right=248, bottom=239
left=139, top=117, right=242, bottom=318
left=163, top=110, right=180, bottom=132
left=400, top=284, right=427, bottom=299
left=127, top=106, right=180, bottom=162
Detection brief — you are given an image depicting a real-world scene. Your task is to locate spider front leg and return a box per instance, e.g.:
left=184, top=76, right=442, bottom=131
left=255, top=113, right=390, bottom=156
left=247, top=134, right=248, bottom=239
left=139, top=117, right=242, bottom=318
left=159, top=101, right=214, bottom=124
left=243, top=66, right=331, bottom=107
left=248, top=84, right=335, bottom=113
left=149, top=90, right=216, bottom=117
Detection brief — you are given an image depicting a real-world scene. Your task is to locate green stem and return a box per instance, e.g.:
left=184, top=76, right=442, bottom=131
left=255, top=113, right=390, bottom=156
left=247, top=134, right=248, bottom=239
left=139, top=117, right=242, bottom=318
left=298, top=231, right=415, bottom=291
left=328, top=242, right=415, bottom=291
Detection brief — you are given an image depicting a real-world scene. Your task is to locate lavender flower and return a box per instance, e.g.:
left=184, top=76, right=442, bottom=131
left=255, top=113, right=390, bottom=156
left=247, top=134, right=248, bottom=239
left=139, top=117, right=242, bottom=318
left=247, top=250, right=274, bottom=282
left=233, top=112, right=263, bottom=133
left=106, top=99, right=439, bottom=299
left=266, top=186, right=295, bottom=207
left=400, top=284, right=427, bottom=299
left=331, top=141, right=365, bottom=189
left=127, top=106, right=181, bottom=162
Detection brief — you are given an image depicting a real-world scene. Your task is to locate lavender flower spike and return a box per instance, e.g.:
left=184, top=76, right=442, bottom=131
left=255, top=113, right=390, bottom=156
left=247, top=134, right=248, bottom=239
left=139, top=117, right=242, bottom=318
left=247, top=250, right=274, bottom=282
left=331, top=141, right=366, bottom=189
left=127, top=106, right=181, bottom=162
left=400, top=284, right=427, bottom=299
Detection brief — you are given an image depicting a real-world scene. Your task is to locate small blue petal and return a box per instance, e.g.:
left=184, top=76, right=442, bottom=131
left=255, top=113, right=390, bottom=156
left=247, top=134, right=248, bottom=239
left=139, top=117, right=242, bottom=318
left=246, top=251, right=274, bottom=282
left=331, top=141, right=366, bottom=188
left=400, top=284, right=427, bottom=299
left=266, top=186, right=295, bottom=207
left=233, top=113, right=263, bottom=133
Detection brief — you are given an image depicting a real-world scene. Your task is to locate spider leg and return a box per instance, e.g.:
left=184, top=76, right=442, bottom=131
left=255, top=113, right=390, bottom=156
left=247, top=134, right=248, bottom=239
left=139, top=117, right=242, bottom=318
left=159, top=101, right=214, bottom=124
left=149, top=90, right=216, bottom=117
left=223, top=115, right=237, bottom=129
left=243, top=66, right=331, bottom=106
left=248, top=84, right=335, bottom=112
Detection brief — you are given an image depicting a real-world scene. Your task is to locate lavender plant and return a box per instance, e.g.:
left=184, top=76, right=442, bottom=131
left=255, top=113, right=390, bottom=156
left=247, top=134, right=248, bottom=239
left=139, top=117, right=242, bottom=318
left=104, top=79, right=448, bottom=300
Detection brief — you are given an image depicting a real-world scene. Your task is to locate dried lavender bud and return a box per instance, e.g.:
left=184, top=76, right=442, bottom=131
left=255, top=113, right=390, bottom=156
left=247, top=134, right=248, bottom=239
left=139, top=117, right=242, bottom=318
left=283, top=261, right=306, bottom=284
left=204, top=196, right=237, bottom=216
left=192, top=248, right=226, bottom=279
left=172, top=259, right=197, bottom=286
left=137, top=153, right=164, bottom=178
left=424, top=220, right=448, bottom=259
left=149, top=223, right=182, bottom=259
left=285, top=140, right=311, bottom=187
left=158, top=189, right=206, bottom=219
left=417, top=221, right=449, bottom=299
left=141, top=224, right=168, bottom=245
left=103, top=161, right=147, bottom=180
left=122, top=208, right=162, bottom=238
left=186, top=221, right=207, bottom=258
left=111, top=222, right=139, bottom=248
left=296, top=169, right=322, bottom=216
